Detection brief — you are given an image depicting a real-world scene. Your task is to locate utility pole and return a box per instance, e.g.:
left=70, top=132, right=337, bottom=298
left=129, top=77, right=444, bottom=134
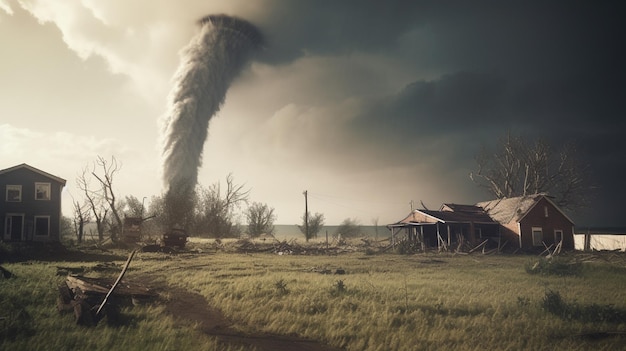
left=303, top=190, right=309, bottom=241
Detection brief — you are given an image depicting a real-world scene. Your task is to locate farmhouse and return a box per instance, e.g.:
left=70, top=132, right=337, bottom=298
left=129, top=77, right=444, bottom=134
left=388, top=194, right=575, bottom=252
left=0, top=163, right=66, bottom=242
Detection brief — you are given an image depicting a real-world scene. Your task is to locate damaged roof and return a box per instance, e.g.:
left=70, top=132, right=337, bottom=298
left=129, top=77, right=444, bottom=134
left=476, top=193, right=574, bottom=225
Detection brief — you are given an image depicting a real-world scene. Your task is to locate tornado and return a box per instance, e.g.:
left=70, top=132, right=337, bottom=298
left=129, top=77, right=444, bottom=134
left=160, top=15, right=263, bottom=228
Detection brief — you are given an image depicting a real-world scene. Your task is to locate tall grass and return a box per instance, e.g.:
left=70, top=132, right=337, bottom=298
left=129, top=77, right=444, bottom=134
left=156, top=251, right=626, bottom=350
left=0, top=261, right=242, bottom=351
left=2, top=249, right=626, bottom=350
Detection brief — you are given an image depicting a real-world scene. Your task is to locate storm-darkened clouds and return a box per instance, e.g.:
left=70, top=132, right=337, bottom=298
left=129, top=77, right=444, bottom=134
left=250, top=0, right=626, bottom=224
left=1, top=0, right=624, bottom=225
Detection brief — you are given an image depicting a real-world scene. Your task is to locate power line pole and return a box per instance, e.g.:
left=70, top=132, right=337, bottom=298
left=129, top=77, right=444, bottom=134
left=303, top=190, right=309, bottom=241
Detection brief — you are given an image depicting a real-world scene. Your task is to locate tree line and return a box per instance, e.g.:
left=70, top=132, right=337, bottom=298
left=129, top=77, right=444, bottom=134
left=68, top=156, right=277, bottom=243
left=66, top=131, right=592, bottom=244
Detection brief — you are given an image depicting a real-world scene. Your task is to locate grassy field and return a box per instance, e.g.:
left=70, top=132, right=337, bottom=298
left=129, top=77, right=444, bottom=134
left=2, top=240, right=626, bottom=350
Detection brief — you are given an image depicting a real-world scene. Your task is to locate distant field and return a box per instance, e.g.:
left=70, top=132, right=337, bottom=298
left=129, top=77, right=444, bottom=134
left=275, top=224, right=626, bottom=252
left=272, top=224, right=389, bottom=241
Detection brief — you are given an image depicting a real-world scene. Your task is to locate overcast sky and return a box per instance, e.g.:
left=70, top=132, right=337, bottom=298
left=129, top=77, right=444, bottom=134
left=1, top=0, right=624, bottom=226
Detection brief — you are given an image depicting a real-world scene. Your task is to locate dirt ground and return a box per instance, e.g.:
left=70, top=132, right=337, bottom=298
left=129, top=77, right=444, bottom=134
left=163, top=285, right=343, bottom=351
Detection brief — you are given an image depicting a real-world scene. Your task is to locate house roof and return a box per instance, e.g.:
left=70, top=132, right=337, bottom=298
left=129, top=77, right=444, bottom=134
left=421, top=209, right=496, bottom=224
left=476, top=193, right=574, bottom=225
left=389, top=207, right=497, bottom=227
left=0, top=163, right=67, bottom=186
left=441, top=203, right=485, bottom=214
left=389, top=193, right=575, bottom=227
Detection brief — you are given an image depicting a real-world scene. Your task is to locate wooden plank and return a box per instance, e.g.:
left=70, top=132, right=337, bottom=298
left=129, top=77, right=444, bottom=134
left=66, top=275, right=110, bottom=294
left=469, top=239, right=489, bottom=253
left=96, top=250, right=136, bottom=316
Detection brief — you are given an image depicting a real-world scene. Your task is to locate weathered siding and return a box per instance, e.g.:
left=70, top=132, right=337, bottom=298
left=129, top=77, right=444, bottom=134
left=518, top=197, right=574, bottom=250
left=0, top=167, right=64, bottom=242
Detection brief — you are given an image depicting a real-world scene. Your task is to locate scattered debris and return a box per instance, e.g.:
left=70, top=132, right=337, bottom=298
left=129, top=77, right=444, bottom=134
left=56, top=250, right=157, bottom=326
left=162, top=228, right=188, bottom=248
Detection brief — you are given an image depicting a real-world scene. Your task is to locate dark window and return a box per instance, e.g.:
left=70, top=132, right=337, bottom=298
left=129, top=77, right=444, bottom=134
left=34, top=216, right=50, bottom=236
left=35, top=183, right=51, bottom=200
left=532, top=227, right=543, bottom=246
left=555, top=230, right=563, bottom=244
left=6, top=185, right=22, bottom=202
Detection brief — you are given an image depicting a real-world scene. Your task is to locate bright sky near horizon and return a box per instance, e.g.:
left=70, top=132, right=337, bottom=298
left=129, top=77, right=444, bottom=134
left=1, top=1, right=624, bottom=226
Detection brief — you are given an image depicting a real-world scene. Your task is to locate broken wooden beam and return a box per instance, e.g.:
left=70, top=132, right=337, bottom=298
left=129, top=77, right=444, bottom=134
left=469, top=239, right=489, bottom=253
left=96, top=250, right=136, bottom=316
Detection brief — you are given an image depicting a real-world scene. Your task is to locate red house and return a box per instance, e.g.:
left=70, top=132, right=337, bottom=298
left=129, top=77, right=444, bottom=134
left=0, top=164, right=67, bottom=242
left=477, top=194, right=575, bottom=251
left=388, top=194, right=575, bottom=251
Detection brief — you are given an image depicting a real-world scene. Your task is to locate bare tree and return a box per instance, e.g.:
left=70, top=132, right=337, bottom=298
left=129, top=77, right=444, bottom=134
left=470, top=132, right=593, bottom=210
left=76, top=167, right=109, bottom=241
left=71, top=196, right=91, bottom=244
left=194, top=174, right=250, bottom=237
left=245, top=202, right=276, bottom=237
left=90, top=156, right=123, bottom=241
left=298, top=212, right=325, bottom=242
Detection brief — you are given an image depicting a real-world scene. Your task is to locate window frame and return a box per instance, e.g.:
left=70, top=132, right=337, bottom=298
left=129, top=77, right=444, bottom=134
left=554, top=229, right=563, bottom=244
left=531, top=227, right=543, bottom=247
left=35, top=182, right=51, bottom=201
left=34, top=216, right=50, bottom=237
left=4, top=214, right=24, bottom=241
left=6, top=185, right=22, bottom=202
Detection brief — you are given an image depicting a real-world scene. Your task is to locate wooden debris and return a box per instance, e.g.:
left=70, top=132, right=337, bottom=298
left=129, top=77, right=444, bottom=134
left=469, top=240, right=489, bottom=253
left=57, top=250, right=156, bottom=326
left=96, top=250, right=136, bottom=316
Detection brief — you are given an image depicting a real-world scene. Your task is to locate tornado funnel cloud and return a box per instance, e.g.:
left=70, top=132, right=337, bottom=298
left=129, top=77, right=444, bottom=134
left=161, top=15, right=262, bottom=227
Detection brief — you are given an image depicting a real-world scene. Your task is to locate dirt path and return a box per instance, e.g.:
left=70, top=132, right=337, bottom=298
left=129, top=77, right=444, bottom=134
left=163, top=287, right=343, bottom=351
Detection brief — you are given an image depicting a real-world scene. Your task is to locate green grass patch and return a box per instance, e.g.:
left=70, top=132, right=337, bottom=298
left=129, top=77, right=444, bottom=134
left=2, top=248, right=626, bottom=350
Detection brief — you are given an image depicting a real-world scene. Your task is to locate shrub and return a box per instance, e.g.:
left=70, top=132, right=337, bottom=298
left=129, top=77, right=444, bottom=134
left=332, top=280, right=347, bottom=296
left=395, top=240, right=420, bottom=255
left=525, top=257, right=582, bottom=276
left=274, top=279, right=289, bottom=295
left=541, top=289, right=626, bottom=323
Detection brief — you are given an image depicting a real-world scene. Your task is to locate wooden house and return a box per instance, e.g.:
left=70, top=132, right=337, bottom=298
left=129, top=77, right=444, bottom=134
left=477, top=194, right=575, bottom=251
left=388, top=194, right=575, bottom=251
left=388, top=203, right=501, bottom=251
left=0, top=164, right=67, bottom=242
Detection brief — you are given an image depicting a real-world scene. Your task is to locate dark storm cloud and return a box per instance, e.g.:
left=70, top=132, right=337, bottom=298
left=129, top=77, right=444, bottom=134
left=255, top=0, right=428, bottom=63
left=261, top=1, right=625, bottom=225
left=391, top=72, right=507, bottom=130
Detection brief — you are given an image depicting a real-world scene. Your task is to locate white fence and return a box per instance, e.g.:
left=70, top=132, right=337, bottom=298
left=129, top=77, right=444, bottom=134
left=574, top=234, right=626, bottom=251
